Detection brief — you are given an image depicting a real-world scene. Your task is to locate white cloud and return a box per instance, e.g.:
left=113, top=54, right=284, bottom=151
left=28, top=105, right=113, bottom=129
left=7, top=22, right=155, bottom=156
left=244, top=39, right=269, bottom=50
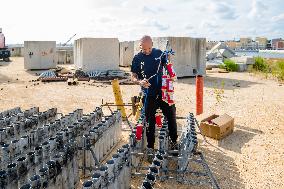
left=210, top=2, right=239, bottom=20
left=248, top=0, right=268, bottom=19
left=142, top=6, right=165, bottom=14
left=272, top=13, right=284, bottom=22
left=141, top=19, right=170, bottom=31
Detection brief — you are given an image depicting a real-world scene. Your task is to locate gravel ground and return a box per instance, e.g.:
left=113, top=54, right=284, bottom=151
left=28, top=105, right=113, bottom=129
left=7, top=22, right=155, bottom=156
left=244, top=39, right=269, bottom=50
left=1, top=57, right=284, bottom=189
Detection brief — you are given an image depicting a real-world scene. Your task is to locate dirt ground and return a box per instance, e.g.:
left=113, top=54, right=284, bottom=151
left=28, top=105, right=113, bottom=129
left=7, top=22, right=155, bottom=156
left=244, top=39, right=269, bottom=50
left=1, top=57, right=284, bottom=189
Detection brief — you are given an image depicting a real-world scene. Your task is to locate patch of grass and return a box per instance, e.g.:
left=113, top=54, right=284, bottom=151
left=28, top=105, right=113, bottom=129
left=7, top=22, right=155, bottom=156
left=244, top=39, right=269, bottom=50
left=213, top=81, right=225, bottom=104
left=253, top=57, right=269, bottom=72
left=219, top=59, right=238, bottom=72
left=271, top=61, right=284, bottom=81
left=251, top=57, right=284, bottom=81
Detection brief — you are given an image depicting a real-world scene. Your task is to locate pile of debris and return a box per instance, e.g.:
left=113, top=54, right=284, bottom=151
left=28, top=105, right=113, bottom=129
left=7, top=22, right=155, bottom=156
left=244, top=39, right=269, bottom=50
left=37, top=67, right=132, bottom=85
left=206, top=42, right=254, bottom=72
left=38, top=70, right=68, bottom=82
left=86, top=70, right=130, bottom=80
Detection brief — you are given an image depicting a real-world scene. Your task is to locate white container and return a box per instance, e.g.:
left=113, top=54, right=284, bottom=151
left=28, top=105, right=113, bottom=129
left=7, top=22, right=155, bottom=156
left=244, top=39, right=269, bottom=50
left=24, top=41, right=56, bottom=70
left=74, top=38, right=119, bottom=72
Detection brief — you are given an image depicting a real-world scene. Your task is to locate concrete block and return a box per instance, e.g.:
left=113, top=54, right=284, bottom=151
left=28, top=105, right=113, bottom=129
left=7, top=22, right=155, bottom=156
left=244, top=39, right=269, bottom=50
left=74, top=38, right=119, bottom=71
left=134, top=37, right=206, bottom=77
left=9, top=47, right=24, bottom=57
left=236, top=63, right=248, bottom=72
left=230, top=56, right=254, bottom=65
left=119, top=41, right=134, bottom=67
left=24, top=41, right=56, bottom=70
left=56, top=47, right=73, bottom=64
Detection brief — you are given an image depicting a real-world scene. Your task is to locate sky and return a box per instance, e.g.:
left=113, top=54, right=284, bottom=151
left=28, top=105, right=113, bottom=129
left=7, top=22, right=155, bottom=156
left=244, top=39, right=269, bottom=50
left=1, top=0, right=284, bottom=44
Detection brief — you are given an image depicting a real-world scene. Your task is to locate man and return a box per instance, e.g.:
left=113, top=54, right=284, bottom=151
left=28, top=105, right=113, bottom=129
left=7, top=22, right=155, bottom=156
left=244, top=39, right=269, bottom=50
left=131, top=35, right=178, bottom=157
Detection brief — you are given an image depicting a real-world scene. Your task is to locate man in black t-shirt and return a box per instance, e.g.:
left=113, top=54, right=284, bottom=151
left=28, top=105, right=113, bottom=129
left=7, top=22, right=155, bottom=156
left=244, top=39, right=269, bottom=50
left=131, top=35, right=178, bottom=157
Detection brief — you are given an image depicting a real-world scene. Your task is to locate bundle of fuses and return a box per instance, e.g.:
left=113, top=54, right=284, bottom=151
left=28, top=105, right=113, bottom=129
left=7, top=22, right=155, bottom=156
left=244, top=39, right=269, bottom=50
left=161, top=50, right=177, bottom=106
left=155, top=49, right=177, bottom=130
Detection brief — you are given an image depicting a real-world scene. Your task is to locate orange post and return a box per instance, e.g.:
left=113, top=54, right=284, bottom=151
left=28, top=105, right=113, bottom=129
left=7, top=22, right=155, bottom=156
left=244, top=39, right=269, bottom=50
left=196, top=75, right=204, bottom=115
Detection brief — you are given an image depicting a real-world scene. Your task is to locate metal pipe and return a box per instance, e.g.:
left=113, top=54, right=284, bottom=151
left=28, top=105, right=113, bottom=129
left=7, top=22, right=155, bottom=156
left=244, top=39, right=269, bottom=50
left=20, top=136, right=29, bottom=153
left=91, top=172, right=101, bottom=189
left=0, top=128, right=7, bottom=143
left=0, top=170, right=7, bottom=189
left=66, top=143, right=75, bottom=189
left=59, top=149, right=68, bottom=189
left=49, top=137, right=56, bottom=156
left=39, top=165, right=49, bottom=188
left=96, top=124, right=103, bottom=162
left=82, top=180, right=94, bottom=189
left=1, top=143, right=11, bottom=168
left=42, top=141, right=50, bottom=164
left=144, top=173, right=155, bottom=186
left=52, top=154, right=63, bottom=189
left=46, top=160, right=56, bottom=189
left=29, top=130, right=37, bottom=148
left=106, top=160, right=114, bottom=189
left=26, top=151, right=35, bottom=179
left=122, top=144, right=130, bottom=189
left=34, top=146, right=43, bottom=169
left=10, top=139, right=20, bottom=159
left=111, top=154, right=120, bottom=189
left=141, top=181, right=153, bottom=189
left=36, top=127, right=44, bottom=144
left=19, top=183, right=32, bottom=189
left=29, top=174, right=41, bottom=189
left=99, top=165, right=108, bottom=189
left=7, top=162, right=18, bottom=189
left=148, top=166, right=158, bottom=177
left=72, top=141, right=80, bottom=189
left=17, top=156, right=28, bottom=188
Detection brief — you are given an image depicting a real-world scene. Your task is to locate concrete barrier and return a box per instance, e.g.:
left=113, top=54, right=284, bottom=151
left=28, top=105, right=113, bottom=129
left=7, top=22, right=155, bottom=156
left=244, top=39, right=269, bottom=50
left=56, top=47, right=74, bottom=64
left=119, top=41, right=134, bottom=67
left=74, top=38, right=119, bottom=71
left=24, top=41, right=57, bottom=70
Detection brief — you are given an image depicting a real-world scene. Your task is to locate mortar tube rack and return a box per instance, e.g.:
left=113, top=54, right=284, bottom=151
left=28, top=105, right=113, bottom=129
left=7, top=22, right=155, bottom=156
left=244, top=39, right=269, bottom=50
left=132, top=113, right=220, bottom=189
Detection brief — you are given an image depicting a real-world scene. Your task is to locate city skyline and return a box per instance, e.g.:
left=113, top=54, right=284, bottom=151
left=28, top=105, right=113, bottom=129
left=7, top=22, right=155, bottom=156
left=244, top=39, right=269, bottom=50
left=1, top=0, right=284, bottom=44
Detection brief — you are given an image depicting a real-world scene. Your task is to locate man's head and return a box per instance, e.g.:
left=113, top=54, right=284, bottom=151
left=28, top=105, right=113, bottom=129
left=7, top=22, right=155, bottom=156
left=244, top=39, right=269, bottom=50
left=140, top=35, right=153, bottom=55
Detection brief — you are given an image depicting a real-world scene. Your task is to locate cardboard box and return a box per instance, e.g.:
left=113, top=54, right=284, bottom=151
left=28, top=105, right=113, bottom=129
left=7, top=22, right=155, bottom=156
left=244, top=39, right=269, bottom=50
left=200, top=114, right=234, bottom=140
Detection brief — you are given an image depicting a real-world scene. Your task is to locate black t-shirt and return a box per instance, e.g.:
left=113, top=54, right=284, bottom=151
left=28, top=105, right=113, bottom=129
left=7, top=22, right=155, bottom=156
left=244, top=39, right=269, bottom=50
left=131, top=48, right=167, bottom=96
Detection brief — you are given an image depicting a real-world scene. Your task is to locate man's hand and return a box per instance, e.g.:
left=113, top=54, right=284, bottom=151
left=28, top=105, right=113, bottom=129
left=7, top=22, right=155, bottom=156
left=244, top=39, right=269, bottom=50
left=139, top=79, right=151, bottom=88
left=132, top=73, right=151, bottom=88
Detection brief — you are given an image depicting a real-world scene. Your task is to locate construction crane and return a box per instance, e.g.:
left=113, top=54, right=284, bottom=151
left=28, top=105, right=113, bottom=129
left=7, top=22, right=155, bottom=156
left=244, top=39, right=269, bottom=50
left=62, top=34, right=76, bottom=46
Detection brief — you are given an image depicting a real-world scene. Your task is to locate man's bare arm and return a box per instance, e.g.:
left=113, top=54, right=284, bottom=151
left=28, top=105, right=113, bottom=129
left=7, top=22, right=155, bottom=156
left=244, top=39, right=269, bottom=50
left=131, top=73, right=140, bottom=85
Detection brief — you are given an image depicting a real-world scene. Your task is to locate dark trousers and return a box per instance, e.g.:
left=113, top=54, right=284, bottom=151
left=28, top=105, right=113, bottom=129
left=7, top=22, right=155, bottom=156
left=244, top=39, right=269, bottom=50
left=144, top=95, right=178, bottom=148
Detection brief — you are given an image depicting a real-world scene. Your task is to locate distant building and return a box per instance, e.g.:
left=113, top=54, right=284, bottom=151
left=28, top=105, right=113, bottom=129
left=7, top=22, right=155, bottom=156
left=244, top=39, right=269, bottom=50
left=255, top=37, right=268, bottom=49
left=238, top=37, right=261, bottom=50
left=271, top=38, right=283, bottom=50
left=276, top=41, right=284, bottom=50
left=209, top=37, right=283, bottom=51
left=206, top=41, right=218, bottom=50
left=240, top=37, right=252, bottom=49
left=247, top=41, right=258, bottom=50
left=225, top=41, right=238, bottom=50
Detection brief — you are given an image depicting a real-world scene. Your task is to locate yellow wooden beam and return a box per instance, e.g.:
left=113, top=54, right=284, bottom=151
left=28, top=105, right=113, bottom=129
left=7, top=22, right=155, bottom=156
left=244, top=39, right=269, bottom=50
left=111, top=79, right=127, bottom=120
